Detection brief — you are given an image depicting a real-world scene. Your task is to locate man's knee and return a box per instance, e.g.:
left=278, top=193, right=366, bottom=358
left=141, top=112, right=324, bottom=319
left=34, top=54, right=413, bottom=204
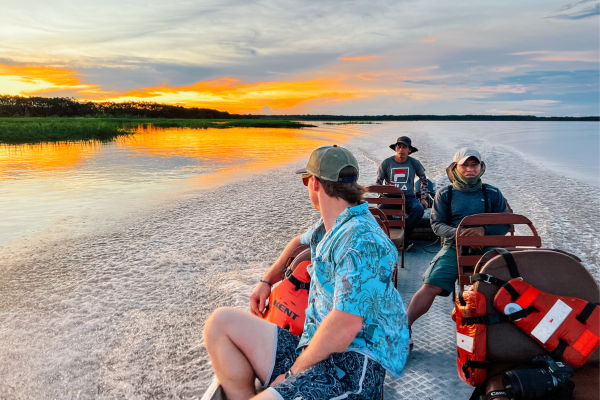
left=204, top=307, right=238, bottom=347
left=421, top=283, right=444, bottom=297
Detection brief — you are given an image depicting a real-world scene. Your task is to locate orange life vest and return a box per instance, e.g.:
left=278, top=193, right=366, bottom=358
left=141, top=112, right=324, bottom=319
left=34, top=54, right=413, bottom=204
left=452, top=290, right=488, bottom=386
left=494, top=278, right=599, bottom=368
left=262, top=260, right=311, bottom=336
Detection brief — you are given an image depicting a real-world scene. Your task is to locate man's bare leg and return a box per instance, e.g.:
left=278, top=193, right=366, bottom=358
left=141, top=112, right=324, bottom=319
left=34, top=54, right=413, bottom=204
left=204, top=307, right=277, bottom=400
left=406, top=283, right=443, bottom=327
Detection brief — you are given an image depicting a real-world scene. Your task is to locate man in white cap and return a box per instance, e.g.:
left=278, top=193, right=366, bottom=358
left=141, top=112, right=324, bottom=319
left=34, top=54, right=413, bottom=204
left=204, top=145, right=409, bottom=400
left=405, top=148, right=510, bottom=347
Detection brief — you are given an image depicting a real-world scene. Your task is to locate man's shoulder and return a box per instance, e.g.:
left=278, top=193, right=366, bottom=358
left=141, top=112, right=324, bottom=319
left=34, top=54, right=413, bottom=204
left=338, top=214, right=396, bottom=252
left=436, top=184, right=452, bottom=197
left=482, top=183, right=505, bottom=198
left=408, top=156, right=423, bottom=167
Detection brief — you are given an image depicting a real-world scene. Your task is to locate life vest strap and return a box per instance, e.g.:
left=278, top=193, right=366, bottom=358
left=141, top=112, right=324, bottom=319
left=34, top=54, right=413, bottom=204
left=502, top=281, right=521, bottom=301
left=552, top=338, right=568, bottom=361
left=471, top=273, right=507, bottom=286
left=287, top=275, right=310, bottom=292
left=576, top=302, right=599, bottom=324
left=462, top=358, right=489, bottom=379
left=494, top=248, right=521, bottom=278
left=465, top=306, right=537, bottom=326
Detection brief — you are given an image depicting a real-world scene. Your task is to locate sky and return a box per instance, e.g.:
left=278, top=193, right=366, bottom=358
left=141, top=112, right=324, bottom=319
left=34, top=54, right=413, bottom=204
left=0, top=0, right=598, bottom=116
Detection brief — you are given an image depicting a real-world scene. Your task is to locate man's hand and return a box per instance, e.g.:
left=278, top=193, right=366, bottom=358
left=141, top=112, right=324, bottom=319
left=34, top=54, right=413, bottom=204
left=249, top=282, right=272, bottom=317
left=420, top=199, right=428, bottom=209
left=460, top=226, right=486, bottom=251
left=269, top=373, right=286, bottom=387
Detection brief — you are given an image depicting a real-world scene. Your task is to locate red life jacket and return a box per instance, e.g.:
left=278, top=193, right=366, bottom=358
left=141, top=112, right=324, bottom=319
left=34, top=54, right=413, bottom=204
left=494, top=278, right=600, bottom=368
left=262, top=261, right=311, bottom=336
left=452, top=290, right=488, bottom=386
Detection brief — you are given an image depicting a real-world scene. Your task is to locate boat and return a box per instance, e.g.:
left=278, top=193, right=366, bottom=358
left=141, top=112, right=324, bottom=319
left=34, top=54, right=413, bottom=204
left=200, top=191, right=599, bottom=400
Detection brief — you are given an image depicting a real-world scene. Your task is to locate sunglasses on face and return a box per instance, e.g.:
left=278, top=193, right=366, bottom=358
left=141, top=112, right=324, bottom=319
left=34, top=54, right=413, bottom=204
left=302, top=173, right=312, bottom=186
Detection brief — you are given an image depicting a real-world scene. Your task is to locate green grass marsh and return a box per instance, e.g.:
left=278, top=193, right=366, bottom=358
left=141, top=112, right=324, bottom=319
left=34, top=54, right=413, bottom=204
left=0, top=118, right=317, bottom=144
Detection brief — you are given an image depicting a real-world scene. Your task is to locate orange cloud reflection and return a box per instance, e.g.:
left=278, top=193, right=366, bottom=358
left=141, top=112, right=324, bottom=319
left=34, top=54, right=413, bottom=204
left=0, top=126, right=357, bottom=187
left=0, top=141, right=103, bottom=179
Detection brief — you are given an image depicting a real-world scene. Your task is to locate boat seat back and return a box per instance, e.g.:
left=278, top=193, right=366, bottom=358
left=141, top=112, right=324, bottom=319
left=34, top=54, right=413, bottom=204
left=473, top=249, right=599, bottom=365
left=288, top=247, right=311, bottom=273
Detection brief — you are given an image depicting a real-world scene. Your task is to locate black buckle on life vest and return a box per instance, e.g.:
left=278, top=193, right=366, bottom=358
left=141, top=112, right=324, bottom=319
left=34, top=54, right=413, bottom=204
left=287, top=275, right=310, bottom=292
left=470, top=273, right=507, bottom=287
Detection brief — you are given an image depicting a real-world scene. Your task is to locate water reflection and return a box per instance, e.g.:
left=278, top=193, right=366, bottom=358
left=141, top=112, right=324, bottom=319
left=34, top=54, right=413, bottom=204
left=0, top=125, right=356, bottom=244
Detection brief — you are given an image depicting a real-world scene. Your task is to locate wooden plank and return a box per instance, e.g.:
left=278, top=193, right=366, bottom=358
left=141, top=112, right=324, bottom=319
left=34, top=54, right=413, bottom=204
left=458, top=255, right=482, bottom=266
left=460, top=213, right=533, bottom=226
left=366, top=185, right=404, bottom=195
left=456, top=236, right=542, bottom=247
left=379, top=210, right=404, bottom=216
left=459, top=275, right=472, bottom=286
left=365, top=198, right=405, bottom=205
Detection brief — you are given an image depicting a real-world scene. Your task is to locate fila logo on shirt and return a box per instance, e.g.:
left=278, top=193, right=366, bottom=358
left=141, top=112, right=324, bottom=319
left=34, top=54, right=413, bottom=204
left=392, top=167, right=409, bottom=191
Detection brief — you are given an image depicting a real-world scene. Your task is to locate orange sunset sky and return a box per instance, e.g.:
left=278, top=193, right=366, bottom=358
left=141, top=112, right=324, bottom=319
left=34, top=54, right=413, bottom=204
left=0, top=0, right=598, bottom=116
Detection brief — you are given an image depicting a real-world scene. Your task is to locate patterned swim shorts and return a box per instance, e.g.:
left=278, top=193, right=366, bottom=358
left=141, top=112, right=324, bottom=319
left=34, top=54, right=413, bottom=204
left=264, top=326, right=386, bottom=400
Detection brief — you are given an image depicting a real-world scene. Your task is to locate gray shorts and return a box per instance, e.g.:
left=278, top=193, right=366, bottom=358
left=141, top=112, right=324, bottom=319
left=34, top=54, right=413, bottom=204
left=264, top=326, right=386, bottom=400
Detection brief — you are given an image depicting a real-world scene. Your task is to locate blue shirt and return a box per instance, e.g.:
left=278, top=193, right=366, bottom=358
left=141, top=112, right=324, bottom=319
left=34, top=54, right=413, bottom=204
left=298, top=202, right=410, bottom=377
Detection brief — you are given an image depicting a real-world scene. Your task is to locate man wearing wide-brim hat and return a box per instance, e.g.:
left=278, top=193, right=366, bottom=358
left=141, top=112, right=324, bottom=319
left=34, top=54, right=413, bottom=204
left=376, top=136, right=429, bottom=241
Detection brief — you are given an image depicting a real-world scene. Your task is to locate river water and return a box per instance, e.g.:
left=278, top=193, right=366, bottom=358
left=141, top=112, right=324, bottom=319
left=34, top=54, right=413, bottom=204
left=0, top=121, right=598, bottom=398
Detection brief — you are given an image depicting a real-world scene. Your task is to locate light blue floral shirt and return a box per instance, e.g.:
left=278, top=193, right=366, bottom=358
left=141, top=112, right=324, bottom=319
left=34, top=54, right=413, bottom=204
left=298, top=202, right=410, bottom=377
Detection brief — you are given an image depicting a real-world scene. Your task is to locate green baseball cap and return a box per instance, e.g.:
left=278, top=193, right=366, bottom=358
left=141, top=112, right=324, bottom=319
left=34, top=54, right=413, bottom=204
left=296, top=145, right=359, bottom=182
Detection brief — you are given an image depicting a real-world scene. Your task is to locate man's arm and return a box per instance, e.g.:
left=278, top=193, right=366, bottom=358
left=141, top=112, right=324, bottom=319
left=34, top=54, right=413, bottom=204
left=430, top=189, right=456, bottom=239
left=417, top=173, right=428, bottom=208
left=375, top=160, right=387, bottom=185
left=249, top=234, right=302, bottom=316
left=270, top=310, right=363, bottom=385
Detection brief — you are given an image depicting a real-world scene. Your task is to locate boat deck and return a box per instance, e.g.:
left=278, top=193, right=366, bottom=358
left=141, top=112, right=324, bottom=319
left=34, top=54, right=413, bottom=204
left=384, top=240, right=473, bottom=399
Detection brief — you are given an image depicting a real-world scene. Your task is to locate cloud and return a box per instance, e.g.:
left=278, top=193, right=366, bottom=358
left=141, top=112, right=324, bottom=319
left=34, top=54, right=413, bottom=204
left=339, top=55, right=381, bottom=61
left=511, top=50, right=599, bottom=62
left=449, top=85, right=529, bottom=94
left=546, top=0, right=599, bottom=19
left=0, top=63, right=115, bottom=97
left=420, top=38, right=436, bottom=43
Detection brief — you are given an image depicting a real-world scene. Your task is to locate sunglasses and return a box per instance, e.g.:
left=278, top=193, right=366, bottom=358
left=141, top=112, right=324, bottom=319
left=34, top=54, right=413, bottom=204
left=302, top=173, right=312, bottom=186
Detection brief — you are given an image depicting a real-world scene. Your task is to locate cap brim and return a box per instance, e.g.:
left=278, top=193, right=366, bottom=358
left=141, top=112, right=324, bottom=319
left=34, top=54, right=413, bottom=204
left=295, top=168, right=307, bottom=174
left=457, top=156, right=481, bottom=164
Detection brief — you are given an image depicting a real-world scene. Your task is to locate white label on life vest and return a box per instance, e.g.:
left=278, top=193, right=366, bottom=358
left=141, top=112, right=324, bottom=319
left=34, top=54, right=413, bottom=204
left=457, top=332, right=474, bottom=352
left=530, top=300, right=572, bottom=344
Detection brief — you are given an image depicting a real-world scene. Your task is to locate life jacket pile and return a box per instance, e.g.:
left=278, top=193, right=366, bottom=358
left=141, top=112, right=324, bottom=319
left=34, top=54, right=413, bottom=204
left=262, top=260, right=311, bottom=336
left=452, top=248, right=600, bottom=386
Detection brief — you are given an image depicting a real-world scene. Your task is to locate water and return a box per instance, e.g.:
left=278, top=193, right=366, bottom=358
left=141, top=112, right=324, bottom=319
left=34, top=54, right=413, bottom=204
left=0, top=125, right=360, bottom=246
left=0, top=121, right=598, bottom=399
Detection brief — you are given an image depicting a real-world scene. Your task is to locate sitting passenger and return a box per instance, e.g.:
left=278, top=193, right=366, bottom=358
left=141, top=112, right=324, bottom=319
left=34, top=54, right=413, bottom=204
left=204, top=145, right=409, bottom=400
left=406, top=148, right=510, bottom=346
left=376, top=136, right=428, bottom=245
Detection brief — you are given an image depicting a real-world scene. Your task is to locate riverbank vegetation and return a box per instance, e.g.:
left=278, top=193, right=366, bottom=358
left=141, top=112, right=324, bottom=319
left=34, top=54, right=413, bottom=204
left=0, top=118, right=316, bottom=144
left=323, top=121, right=381, bottom=125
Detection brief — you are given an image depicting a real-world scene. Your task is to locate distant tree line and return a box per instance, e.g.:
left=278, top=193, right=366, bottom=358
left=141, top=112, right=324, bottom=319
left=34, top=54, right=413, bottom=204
left=1, top=95, right=597, bottom=121
left=0, top=95, right=235, bottom=119
left=267, top=114, right=600, bottom=121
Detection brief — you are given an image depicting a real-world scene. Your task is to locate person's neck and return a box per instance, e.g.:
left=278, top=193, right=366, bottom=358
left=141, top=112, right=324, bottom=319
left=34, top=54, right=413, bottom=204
left=320, top=197, right=355, bottom=232
left=395, top=154, right=408, bottom=163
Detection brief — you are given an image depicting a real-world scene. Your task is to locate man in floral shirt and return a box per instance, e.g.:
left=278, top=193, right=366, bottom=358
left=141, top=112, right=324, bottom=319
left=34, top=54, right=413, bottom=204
left=204, top=145, right=409, bottom=400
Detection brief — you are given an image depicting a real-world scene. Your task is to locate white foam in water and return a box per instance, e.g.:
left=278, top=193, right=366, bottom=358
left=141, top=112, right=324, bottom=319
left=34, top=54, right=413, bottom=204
left=0, top=122, right=598, bottom=398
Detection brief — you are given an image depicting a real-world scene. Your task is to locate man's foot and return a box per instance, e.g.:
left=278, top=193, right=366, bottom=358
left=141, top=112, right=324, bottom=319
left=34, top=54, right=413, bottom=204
left=405, top=241, right=414, bottom=252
